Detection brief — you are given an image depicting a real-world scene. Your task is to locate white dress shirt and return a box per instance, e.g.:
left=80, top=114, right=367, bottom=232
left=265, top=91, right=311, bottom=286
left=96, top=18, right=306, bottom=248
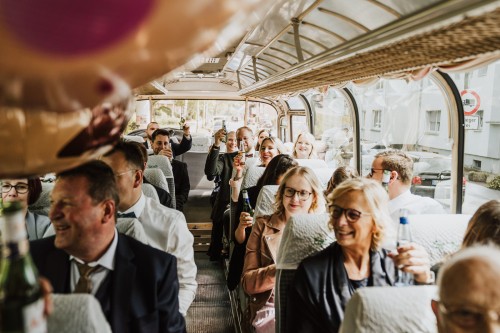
left=121, top=193, right=197, bottom=316
left=70, top=229, right=118, bottom=294
left=389, top=190, right=446, bottom=224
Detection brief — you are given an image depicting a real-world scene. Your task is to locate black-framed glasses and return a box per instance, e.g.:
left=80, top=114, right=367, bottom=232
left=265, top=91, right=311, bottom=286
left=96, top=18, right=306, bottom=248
left=437, top=301, right=500, bottom=329
left=283, top=187, right=312, bottom=201
left=367, top=168, right=384, bottom=178
left=330, top=204, right=370, bottom=223
left=1, top=183, right=29, bottom=194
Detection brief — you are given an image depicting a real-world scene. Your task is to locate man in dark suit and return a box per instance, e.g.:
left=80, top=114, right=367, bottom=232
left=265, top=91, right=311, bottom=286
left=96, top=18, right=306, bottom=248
left=143, top=121, right=192, bottom=158
left=30, top=160, right=185, bottom=333
left=204, top=129, right=238, bottom=261
left=152, top=129, right=190, bottom=212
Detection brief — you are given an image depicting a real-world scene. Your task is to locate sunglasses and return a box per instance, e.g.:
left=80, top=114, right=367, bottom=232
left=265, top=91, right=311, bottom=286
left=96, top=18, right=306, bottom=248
left=367, top=168, right=384, bottom=178
left=331, top=204, right=370, bottom=223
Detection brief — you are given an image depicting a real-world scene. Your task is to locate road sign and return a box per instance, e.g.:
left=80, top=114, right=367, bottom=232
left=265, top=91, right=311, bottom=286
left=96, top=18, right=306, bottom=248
left=461, top=90, right=481, bottom=115
left=465, top=116, right=480, bottom=130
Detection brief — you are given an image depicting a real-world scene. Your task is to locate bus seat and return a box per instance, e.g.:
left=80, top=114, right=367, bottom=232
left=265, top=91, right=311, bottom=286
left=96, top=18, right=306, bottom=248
left=146, top=155, right=176, bottom=209
left=144, top=168, right=170, bottom=194
left=49, top=294, right=112, bottom=333
left=311, top=168, right=335, bottom=189
left=142, top=183, right=160, bottom=202
left=339, top=285, right=438, bottom=333
left=29, top=181, right=54, bottom=217
left=296, top=159, right=328, bottom=169
left=116, top=217, right=149, bottom=245
left=122, top=135, right=145, bottom=144
left=408, top=214, right=471, bottom=266
left=275, top=213, right=334, bottom=333
left=241, top=166, right=265, bottom=190
left=253, top=185, right=279, bottom=218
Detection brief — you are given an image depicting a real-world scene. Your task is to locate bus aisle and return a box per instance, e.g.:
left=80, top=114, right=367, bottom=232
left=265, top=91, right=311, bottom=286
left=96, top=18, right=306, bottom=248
left=184, top=189, right=235, bottom=333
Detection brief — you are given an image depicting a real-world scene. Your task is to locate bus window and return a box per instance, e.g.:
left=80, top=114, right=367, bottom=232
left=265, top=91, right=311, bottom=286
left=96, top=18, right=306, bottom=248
left=450, top=60, right=500, bottom=214
left=306, top=89, right=353, bottom=168
left=290, top=115, right=308, bottom=142
left=350, top=77, right=454, bottom=212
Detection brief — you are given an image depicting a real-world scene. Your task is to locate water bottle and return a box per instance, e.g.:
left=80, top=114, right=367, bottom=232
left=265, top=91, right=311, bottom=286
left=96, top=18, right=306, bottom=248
left=0, top=201, right=47, bottom=333
left=395, top=209, right=413, bottom=286
left=242, top=190, right=254, bottom=218
left=382, top=170, right=390, bottom=192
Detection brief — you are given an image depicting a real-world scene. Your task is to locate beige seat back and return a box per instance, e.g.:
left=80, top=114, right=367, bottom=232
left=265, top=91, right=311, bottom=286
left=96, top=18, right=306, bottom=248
left=241, top=165, right=265, bottom=190
left=49, top=294, right=112, bottom=333
left=144, top=168, right=170, bottom=193
left=296, top=159, right=328, bottom=169
left=146, top=155, right=175, bottom=209
left=253, top=185, right=279, bottom=218
left=340, top=286, right=438, bottom=333
left=29, top=181, right=54, bottom=216
left=142, top=183, right=160, bottom=202
left=275, top=213, right=334, bottom=333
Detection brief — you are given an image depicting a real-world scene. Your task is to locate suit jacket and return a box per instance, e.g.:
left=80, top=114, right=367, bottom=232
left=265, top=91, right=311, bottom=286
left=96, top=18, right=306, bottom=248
left=171, top=159, right=190, bottom=212
left=143, top=136, right=192, bottom=158
left=143, top=176, right=173, bottom=208
left=30, top=234, right=186, bottom=333
left=204, top=146, right=237, bottom=221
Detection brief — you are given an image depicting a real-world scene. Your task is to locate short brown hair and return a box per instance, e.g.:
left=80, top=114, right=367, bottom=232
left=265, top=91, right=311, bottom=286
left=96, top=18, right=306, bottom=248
left=375, top=150, right=413, bottom=184
left=462, top=200, right=500, bottom=248
left=324, top=166, right=358, bottom=197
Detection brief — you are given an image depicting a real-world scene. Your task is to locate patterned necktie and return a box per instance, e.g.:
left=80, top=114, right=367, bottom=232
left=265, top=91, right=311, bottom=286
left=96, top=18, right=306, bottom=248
left=117, top=212, right=136, bottom=218
left=74, top=262, right=100, bottom=294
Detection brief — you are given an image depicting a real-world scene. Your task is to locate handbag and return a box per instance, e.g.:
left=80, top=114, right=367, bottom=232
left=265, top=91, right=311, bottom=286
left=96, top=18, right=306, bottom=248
left=252, top=304, right=275, bottom=333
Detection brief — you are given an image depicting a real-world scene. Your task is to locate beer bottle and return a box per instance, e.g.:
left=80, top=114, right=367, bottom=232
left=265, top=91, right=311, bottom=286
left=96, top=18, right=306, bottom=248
left=242, top=190, right=254, bottom=217
left=0, top=201, right=47, bottom=333
left=395, top=209, right=413, bottom=287
left=239, top=141, right=246, bottom=166
left=221, top=120, right=227, bottom=143
left=179, top=117, right=186, bottom=130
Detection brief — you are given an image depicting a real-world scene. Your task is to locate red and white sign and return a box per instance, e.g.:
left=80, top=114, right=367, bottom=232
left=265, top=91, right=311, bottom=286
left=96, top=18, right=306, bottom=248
left=461, top=90, right=481, bottom=115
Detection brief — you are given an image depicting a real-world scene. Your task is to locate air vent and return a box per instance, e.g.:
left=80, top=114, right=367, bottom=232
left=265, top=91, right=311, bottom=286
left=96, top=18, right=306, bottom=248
left=204, top=58, right=220, bottom=64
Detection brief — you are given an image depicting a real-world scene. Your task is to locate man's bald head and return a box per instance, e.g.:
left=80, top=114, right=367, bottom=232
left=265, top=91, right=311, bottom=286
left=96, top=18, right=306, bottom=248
left=433, top=246, right=500, bottom=333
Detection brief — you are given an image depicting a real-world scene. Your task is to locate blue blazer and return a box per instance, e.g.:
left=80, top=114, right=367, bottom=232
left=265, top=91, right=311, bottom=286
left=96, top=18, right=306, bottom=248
left=30, top=234, right=186, bottom=333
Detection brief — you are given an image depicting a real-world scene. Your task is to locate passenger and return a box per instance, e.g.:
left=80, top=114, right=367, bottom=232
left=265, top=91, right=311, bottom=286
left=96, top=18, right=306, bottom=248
left=1, top=177, right=51, bottom=240
left=462, top=199, right=500, bottom=247
left=368, top=150, right=445, bottom=223
left=29, top=160, right=186, bottom=332
left=102, top=141, right=197, bottom=316
left=242, top=166, right=325, bottom=331
left=324, top=166, right=359, bottom=197
left=227, top=154, right=298, bottom=290
left=236, top=126, right=256, bottom=158
left=144, top=121, right=192, bottom=158
left=287, top=178, right=433, bottom=333
left=231, top=136, right=285, bottom=202
left=292, top=132, right=317, bottom=159
left=152, top=129, right=190, bottom=212
left=204, top=129, right=238, bottom=261
left=133, top=141, right=174, bottom=208
left=255, top=129, right=270, bottom=152
left=431, top=245, right=500, bottom=333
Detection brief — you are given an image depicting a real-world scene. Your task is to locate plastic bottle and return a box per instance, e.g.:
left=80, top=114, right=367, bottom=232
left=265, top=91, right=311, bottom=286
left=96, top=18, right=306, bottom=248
left=395, top=209, right=413, bottom=286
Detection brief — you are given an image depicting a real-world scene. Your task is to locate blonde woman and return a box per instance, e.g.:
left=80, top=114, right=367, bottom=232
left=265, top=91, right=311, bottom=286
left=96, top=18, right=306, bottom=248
left=287, top=178, right=433, bottom=333
left=292, top=132, right=317, bottom=159
left=241, top=166, right=325, bottom=331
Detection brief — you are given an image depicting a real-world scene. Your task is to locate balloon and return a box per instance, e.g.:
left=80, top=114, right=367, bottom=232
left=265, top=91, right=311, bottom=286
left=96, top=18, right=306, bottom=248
left=0, top=0, right=260, bottom=111
left=0, top=100, right=131, bottom=178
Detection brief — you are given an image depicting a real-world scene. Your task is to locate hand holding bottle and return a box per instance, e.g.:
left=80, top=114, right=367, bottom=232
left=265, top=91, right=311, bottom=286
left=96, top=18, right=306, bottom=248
left=388, top=242, right=432, bottom=284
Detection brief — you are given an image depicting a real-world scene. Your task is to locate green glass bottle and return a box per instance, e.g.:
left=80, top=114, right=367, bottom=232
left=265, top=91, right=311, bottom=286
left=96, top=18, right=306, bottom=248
left=0, top=201, right=46, bottom=333
left=221, top=120, right=227, bottom=143
left=242, top=190, right=254, bottom=217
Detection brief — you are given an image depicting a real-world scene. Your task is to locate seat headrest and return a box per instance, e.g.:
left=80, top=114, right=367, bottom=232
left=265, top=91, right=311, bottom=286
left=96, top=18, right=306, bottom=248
left=254, top=185, right=279, bottom=218
left=276, top=213, right=334, bottom=270
left=146, top=155, right=173, bottom=177
left=241, top=166, right=265, bottom=189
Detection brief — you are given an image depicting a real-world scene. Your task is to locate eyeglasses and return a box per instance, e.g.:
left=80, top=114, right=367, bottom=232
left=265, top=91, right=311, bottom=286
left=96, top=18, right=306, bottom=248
left=283, top=187, right=312, bottom=201
left=1, top=183, right=29, bottom=194
left=330, top=205, right=370, bottom=223
left=437, top=301, right=500, bottom=329
left=367, top=168, right=385, bottom=178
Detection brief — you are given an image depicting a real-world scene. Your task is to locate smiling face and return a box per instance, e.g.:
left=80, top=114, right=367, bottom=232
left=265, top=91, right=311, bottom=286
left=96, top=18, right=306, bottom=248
left=49, top=176, right=113, bottom=261
left=226, top=132, right=238, bottom=153
left=282, top=173, right=314, bottom=220
left=258, top=130, right=269, bottom=145
left=330, top=190, right=375, bottom=253
left=237, top=128, right=254, bottom=153
left=1, top=178, right=29, bottom=205
left=294, top=134, right=313, bottom=159
left=259, top=138, right=279, bottom=166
